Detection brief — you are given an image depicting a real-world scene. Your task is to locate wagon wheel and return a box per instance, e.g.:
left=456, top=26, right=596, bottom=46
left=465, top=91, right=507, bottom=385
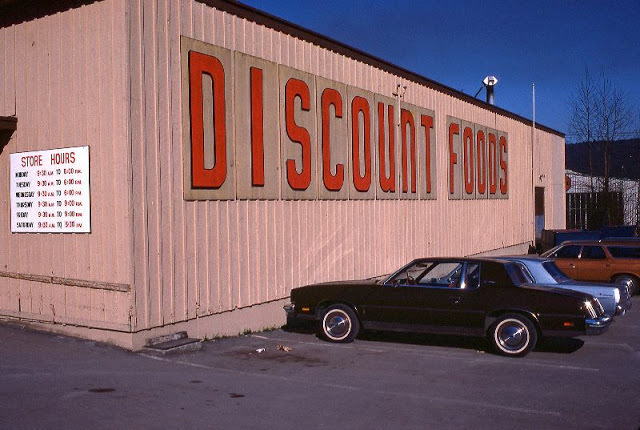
left=613, top=275, right=639, bottom=296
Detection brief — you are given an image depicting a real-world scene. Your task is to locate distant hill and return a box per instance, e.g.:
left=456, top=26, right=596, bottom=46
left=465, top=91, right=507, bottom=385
left=565, top=138, right=640, bottom=180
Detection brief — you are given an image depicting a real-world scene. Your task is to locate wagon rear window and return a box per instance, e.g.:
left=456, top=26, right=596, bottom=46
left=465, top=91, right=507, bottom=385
left=608, top=246, right=640, bottom=259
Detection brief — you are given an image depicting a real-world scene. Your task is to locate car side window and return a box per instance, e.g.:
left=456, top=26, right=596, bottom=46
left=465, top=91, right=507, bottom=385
left=417, top=262, right=463, bottom=288
left=552, top=245, right=581, bottom=258
left=581, top=246, right=605, bottom=259
left=464, top=263, right=481, bottom=289
left=608, top=246, right=640, bottom=259
left=387, top=261, right=433, bottom=285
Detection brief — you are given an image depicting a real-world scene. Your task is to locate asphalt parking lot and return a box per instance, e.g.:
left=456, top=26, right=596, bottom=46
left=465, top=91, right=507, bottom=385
left=1, top=300, right=639, bottom=430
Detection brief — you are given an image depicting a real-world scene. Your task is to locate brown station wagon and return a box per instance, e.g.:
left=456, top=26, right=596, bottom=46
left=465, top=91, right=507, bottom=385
left=542, top=239, right=640, bottom=295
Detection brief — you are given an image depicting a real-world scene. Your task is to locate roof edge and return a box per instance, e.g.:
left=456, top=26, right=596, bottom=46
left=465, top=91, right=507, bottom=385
left=0, top=0, right=99, bottom=27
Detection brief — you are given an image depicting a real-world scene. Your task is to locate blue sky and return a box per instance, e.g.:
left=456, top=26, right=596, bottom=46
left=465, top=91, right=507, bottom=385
left=240, top=0, right=640, bottom=139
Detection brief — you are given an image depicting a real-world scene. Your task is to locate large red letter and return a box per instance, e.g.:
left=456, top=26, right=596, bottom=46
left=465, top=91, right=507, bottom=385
left=488, top=132, right=497, bottom=194
left=378, top=103, right=395, bottom=192
left=321, top=88, right=344, bottom=191
left=476, top=129, right=486, bottom=195
left=285, top=78, right=311, bottom=191
left=250, top=67, right=264, bottom=186
left=351, top=96, right=371, bottom=192
left=499, top=135, right=508, bottom=194
left=421, top=115, right=434, bottom=194
left=401, top=109, right=416, bottom=193
left=448, top=123, right=459, bottom=195
left=189, top=51, right=226, bottom=188
left=463, top=126, right=474, bottom=195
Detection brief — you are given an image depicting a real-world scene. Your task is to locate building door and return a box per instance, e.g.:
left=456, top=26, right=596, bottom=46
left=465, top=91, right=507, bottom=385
left=535, top=187, right=545, bottom=250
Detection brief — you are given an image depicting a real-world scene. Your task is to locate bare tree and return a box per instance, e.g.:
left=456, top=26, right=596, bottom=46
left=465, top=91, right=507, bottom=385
left=568, top=68, right=637, bottom=228
left=569, top=67, right=597, bottom=189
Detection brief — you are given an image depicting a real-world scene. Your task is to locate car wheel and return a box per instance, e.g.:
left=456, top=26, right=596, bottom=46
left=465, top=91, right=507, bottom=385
left=320, top=304, right=359, bottom=342
left=490, top=314, right=537, bottom=357
left=613, top=275, right=639, bottom=296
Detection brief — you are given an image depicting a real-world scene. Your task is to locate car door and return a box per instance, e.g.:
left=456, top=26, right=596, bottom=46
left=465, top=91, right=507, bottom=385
left=395, top=261, right=486, bottom=335
left=358, top=282, right=422, bottom=331
left=548, top=244, right=581, bottom=279
left=360, top=260, right=436, bottom=331
left=576, top=245, right=609, bottom=282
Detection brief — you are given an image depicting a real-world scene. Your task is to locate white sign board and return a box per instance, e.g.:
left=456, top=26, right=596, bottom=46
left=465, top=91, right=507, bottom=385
left=10, top=146, right=91, bottom=233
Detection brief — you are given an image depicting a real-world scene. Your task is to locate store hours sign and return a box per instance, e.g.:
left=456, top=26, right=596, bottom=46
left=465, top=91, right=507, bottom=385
left=10, top=146, right=91, bottom=233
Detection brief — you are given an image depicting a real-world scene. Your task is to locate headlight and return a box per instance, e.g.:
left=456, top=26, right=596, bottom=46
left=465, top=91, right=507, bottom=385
left=614, top=288, right=620, bottom=304
left=583, top=301, right=597, bottom=318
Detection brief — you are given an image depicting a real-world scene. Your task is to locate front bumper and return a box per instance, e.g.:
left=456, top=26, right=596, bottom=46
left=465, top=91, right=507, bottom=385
left=616, top=296, right=632, bottom=316
left=585, top=315, right=613, bottom=335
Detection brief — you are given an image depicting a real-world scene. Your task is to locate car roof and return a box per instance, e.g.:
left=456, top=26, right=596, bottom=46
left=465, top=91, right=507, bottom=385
left=556, top=238, right=640, bottom=246
left=409, top=256, right=513, bottom=265
left=498, top=255, right=551, bottom=263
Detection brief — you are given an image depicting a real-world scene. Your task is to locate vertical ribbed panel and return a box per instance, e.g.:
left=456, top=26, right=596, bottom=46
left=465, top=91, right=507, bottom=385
left=123, top=0, right=566, bottom=330
left=0, top=0, right=132, bottom=329
left=0, top=0, right=565, bottom=335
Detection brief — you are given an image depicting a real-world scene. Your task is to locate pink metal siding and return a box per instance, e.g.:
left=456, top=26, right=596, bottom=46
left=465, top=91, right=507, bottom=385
left=125, top=0, right=564, bottom=332
left=0, top=0, right=566, bottom=342
left=0, top=1, right=131, bottom=330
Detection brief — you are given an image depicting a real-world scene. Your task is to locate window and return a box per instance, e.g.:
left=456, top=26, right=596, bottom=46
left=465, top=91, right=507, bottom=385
left=608, top=246, right=640, bottom=259
left=387, top=260, right=465, bottom=288
left=581, top=246, right=605, bottom=259
left=542, top=261, right=571, bottom=282
left=552, top=245, right=580, bottom=258
left=417, top=262, right=463, bottom=287
left=464, top=263, right=481, bottom=289
left=505, top=263, right=532, bottom=285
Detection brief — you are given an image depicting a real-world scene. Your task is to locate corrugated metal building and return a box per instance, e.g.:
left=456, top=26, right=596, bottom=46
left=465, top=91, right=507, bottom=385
left=0, top=0, right=566, bottom=349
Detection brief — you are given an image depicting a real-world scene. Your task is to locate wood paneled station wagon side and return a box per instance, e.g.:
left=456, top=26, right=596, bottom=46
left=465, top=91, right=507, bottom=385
left=284, top=258, right=612, bottom=357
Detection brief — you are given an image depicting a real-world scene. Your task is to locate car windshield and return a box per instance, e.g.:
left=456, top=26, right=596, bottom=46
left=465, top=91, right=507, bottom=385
left=542, top=261, right=571, bottom=282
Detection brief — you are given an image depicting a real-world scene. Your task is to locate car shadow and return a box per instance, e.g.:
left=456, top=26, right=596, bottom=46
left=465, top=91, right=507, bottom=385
left=534, top=337, right=585, bottom=354
left=283, top=323, right=585, bottom=356
left=359, top=330, right=491, bottom=353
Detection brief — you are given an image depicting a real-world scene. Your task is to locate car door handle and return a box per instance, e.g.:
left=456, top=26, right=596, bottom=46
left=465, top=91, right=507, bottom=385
left=450, top=297, right=461, bottom=305
left=569, top=263, right=576, bottom=268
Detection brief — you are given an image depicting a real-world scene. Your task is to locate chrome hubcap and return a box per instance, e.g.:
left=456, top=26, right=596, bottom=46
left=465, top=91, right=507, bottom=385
left=324, top=311, right=350, bottom=339
left=496, top=320, right=528, bottom=352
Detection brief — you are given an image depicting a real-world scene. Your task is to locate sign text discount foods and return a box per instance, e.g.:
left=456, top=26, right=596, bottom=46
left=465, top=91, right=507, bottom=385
left=181, top=38, right=508, bottom=201
left=10, top=146, right=90, bottom=233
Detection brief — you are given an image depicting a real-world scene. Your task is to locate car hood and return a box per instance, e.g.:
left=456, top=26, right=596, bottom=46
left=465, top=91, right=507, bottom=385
left=300, top=278, right=382, bottom=289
